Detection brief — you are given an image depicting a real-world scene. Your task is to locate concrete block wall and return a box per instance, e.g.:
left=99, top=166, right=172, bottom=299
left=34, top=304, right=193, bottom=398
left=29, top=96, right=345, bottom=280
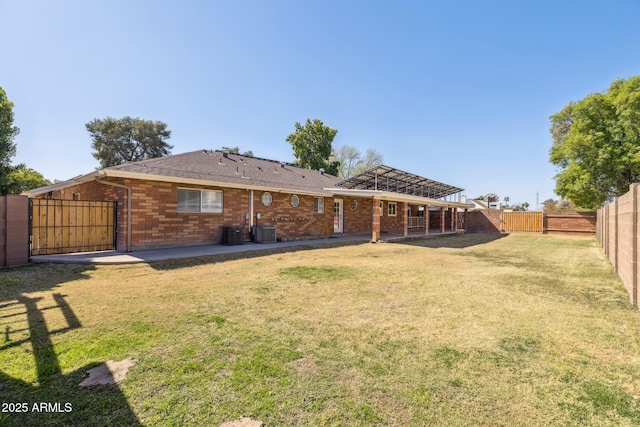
left=597, top=184, right=638, bottom=306
left=0, top=195, right=29, bottom=267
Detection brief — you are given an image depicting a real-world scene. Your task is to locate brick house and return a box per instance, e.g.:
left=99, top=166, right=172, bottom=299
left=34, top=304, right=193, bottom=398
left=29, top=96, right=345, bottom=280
left=24, top=150, right=469, bottom=252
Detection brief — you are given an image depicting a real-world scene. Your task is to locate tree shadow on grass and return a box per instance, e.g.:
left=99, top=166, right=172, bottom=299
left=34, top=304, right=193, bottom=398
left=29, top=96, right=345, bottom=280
left=395, top=232, right=509, bottom=249
left=148, top=239, right=366, bottom=271
left=0, top=267, right=142, bottom=426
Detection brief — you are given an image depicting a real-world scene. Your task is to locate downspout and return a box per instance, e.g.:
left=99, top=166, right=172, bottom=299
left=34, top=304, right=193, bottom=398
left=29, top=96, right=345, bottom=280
left=95, top=177, right=132, bottom=252
left=249, top=189, right=254, bottom=228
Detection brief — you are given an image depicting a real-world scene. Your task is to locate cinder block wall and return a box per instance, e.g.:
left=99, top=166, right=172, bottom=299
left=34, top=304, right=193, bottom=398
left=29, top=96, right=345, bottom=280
left=0, top=195, right=29, bottom=267
left=597, top=185, right=638, bottom=306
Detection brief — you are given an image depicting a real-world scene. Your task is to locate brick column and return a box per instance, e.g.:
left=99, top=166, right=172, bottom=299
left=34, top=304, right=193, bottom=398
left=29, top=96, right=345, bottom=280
left=424, top=205, right=429, bottom=235
left=463, top=208, right=468, bottom=230
left=440, top=207, right=445, bottom=234
left=402, top=202, right=408, bottom=237
left=372, top=197, right=381, bottom=242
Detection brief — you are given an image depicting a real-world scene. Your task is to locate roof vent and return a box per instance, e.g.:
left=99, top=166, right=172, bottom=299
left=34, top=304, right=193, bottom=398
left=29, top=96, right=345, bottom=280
left=236, top=166, right=239, bottom=174
left=319, top=168, right=325, bottom=175
left=222, top=150, right=229, bottom=158
left=280, top=162, right=285, bottom=168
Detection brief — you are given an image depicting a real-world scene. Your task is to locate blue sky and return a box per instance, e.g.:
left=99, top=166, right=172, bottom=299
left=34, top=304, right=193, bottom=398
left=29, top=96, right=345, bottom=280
left=2, top=1, right=640, bottom=207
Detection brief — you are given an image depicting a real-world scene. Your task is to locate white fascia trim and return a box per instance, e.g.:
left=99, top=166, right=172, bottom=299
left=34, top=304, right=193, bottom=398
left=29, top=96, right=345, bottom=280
left=325, top=187, right=470, bottom=209
left=101, top=170, right=333, bottom=197
left=21, top=171, right=102, bottom=196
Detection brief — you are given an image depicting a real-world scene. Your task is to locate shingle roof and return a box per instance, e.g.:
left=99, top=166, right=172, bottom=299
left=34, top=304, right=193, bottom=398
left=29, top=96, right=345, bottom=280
left=106, top=150, right=341, bottom=194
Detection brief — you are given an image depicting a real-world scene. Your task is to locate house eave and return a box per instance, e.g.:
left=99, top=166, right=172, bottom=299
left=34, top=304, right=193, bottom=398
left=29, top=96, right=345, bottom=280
left=325, top=187, right=470, bottom=209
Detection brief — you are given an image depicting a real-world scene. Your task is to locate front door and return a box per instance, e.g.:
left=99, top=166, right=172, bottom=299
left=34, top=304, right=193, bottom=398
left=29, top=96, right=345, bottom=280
left=333, top=199, right=343, bottom=233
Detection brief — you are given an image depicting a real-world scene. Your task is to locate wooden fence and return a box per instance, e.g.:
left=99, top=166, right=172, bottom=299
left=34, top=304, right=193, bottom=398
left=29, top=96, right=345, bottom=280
left=30, top=199, right=117, bottom=255
left=501, top=211, right=543, bottom=233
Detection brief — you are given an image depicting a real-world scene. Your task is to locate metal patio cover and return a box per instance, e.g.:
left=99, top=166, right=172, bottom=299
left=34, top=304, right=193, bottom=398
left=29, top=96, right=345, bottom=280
left=335, top=165, right=463, bottom=200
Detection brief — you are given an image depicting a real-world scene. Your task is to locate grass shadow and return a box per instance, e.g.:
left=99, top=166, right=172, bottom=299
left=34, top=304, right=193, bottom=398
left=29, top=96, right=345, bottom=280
left=394, top=232, right=509, bottom=249
left=0, top=363, right=142, bottom=426
left=0, top=263, right=97, bottom=303
left=0, top=276, right=141, bottom=426
left=148, top=239, right=367, bottom=271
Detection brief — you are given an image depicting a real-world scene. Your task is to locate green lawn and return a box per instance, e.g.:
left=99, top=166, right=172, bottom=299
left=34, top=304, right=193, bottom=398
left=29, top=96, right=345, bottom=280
left=1, top=233, right=639, bottom=426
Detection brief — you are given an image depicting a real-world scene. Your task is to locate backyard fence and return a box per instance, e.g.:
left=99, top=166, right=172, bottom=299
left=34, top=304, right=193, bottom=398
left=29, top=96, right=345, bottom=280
left=30, top=199, right=117, bottom=256
left=597, top=183, right=639, bottom=306
left=501, top=211, right=543, bottom=233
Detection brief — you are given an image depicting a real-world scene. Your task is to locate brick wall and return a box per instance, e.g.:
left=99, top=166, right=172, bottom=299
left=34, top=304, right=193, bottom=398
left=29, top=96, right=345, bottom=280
left=0, top=195, right=29, bottom=267
left=466, top=210, right=501, bottom=232
left=254, top=191, right=333, bottom=238
left=544, top=212, right=596, bottom=235
left=37, top=179, right=341, bottom=250
left=343, top=197, right=373, bottom=234
left=380, top=200, right=404, bottom=233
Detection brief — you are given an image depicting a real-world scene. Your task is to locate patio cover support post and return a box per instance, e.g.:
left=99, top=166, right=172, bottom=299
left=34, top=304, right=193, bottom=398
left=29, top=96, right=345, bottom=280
left=463, top=208, right=468, bottom=230
left=454, top=209, right=458, bottom=231
left=95, top=178, right=131, bottom=252
left=372, top=197, right=381, bottom=242
left=440, top=207, right=445, bottom=234
left=402, top=201, right=408, bottom=237
left=424, top=205, right=429, bottom=235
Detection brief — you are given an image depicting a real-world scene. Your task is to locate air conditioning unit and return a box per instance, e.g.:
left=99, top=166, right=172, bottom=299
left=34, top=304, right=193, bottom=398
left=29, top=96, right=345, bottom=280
left=253, top=226, right=276, bottom=243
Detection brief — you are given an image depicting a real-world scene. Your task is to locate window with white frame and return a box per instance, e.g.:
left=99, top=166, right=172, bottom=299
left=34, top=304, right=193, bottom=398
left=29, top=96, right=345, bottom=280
left=388, top=202, right=397, bottom=216
left=314, top=197, right=324, bottom=213
left=178, top=188, right=223, bottom=213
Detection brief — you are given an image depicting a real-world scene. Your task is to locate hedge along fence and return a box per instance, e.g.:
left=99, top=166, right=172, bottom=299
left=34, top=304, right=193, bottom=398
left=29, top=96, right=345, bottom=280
left=597, top=183, right=639, bottom=306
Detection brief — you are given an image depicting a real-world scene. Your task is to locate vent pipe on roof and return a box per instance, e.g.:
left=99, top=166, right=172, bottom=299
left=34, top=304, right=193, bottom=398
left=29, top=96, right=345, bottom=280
left=319, top=168, right=325, bottom=175
left=222, top=150, right=229, bottom=158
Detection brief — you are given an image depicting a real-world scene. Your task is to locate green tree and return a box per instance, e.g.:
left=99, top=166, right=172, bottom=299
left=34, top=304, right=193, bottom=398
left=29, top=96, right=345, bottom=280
left=286, top=118, right=339, bottom=175
left=86, top=116, right=173, bottom=168
left=550, top=76, right=640, bottom=209
left=221, top=146, right=254, bottom=157
left=6, top=164, right=52, bottom=194
left=0, top=87, right=20, bottom=194
left=332, top=145, right=384, bottom=179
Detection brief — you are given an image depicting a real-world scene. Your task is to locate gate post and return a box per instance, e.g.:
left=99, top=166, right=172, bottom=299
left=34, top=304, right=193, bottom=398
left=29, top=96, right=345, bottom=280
left=633, top=184, right=638, bottom=306
left=2, top=196, right=29, bottom=267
